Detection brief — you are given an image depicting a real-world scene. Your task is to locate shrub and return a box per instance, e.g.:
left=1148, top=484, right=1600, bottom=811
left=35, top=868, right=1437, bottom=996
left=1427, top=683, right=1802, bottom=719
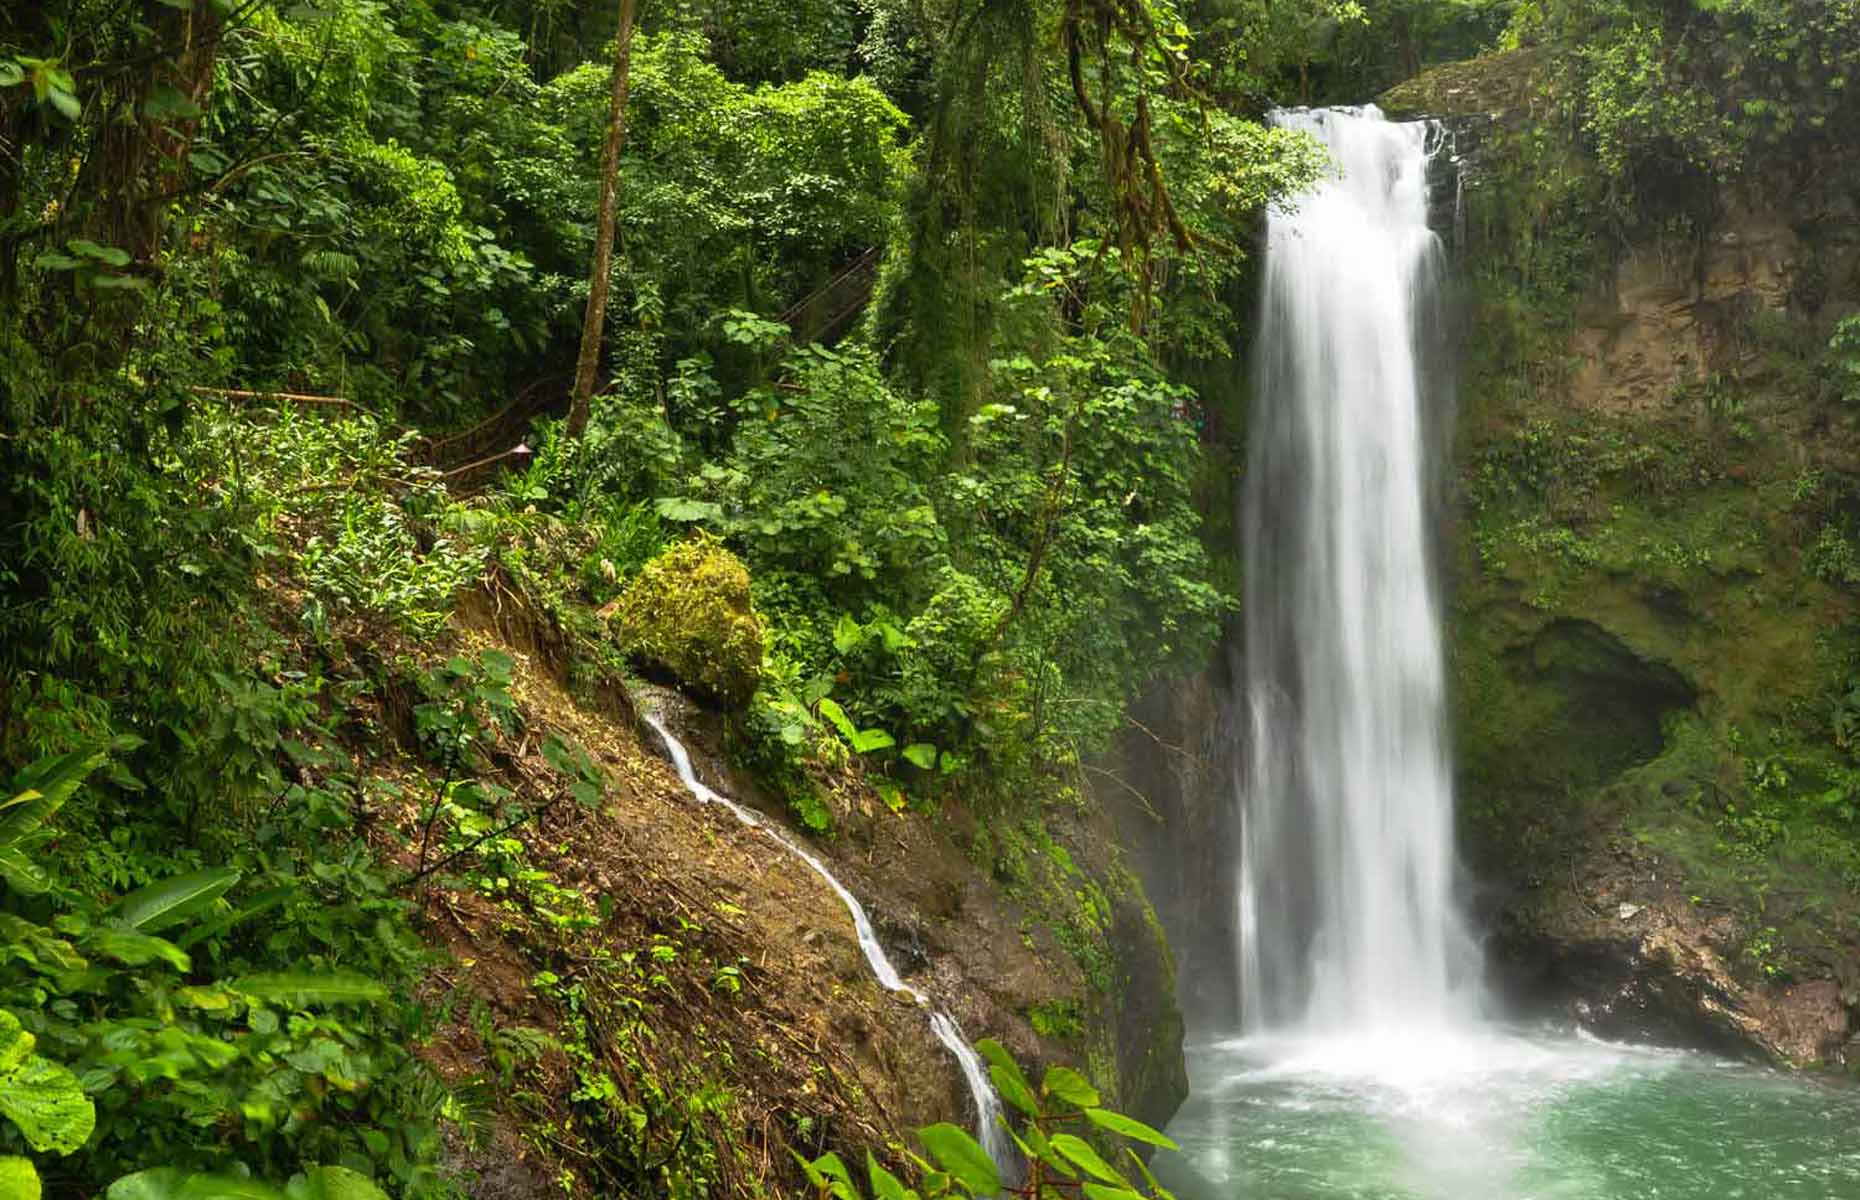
left=612, top=535, right=765, bottom=706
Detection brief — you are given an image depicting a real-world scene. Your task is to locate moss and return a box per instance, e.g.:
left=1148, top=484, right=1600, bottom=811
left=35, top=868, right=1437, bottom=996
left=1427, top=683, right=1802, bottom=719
left=1446, top=106, right=1860, bottom=993
left=612, top=534, right=765, bottom=707
left=1027, top=998, right=1085, bottom=1040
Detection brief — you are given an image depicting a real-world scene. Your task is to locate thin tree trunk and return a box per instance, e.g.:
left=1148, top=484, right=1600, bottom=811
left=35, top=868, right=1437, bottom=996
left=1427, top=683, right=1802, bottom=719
left=567, top=0, right=639, bottom=440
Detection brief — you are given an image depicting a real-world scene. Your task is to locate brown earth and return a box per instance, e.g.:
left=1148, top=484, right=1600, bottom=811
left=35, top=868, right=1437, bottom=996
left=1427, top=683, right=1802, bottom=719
left=298, top=578, right=1185, bottom=1196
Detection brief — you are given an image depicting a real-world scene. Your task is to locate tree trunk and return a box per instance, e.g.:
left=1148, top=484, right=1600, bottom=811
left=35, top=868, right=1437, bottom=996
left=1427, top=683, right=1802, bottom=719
left=567, top=0, right=639, bottom=440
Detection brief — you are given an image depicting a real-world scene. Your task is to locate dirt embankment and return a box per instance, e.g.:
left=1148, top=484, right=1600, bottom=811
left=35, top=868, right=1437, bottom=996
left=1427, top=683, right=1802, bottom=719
left=344, top=588, right=1185, bottom=1197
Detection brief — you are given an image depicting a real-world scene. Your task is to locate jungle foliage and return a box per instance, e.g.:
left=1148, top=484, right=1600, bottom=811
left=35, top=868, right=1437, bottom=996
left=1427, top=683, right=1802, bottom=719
left=0, top=0, right=1720, bottom=1193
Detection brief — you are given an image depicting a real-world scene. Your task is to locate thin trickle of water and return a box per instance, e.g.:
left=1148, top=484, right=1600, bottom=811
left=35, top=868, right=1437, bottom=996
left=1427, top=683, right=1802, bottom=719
left=641, top=713, right=1011, bottom=1174
left=1237, top=105, right=1480, bottom=1034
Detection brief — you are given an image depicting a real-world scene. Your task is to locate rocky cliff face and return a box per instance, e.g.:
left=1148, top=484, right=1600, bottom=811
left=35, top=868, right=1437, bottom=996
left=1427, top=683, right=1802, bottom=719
left=1389, top=55, right=1860, bottom=1069
left=1101, top=667, right=1244, bottom=1034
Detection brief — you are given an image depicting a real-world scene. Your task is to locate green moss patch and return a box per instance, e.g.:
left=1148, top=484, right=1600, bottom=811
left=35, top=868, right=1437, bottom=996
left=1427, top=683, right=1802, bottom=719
left=612, top=534, right=765, bottom=707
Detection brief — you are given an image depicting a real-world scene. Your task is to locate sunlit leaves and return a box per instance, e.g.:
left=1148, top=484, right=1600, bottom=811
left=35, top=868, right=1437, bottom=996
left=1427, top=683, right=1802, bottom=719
left=0, top=1157, right=40, bottom=1200
left=105, top=1166, right=389, bottom=1200
left=977, top=1038, right=1039, bottom=1117
left=915, top=1124, right=1000, bottom=1196
left=801, top=1038, right=1182, bottom=1200
left=0, top=1011, right=96, bottom=1156
left=1084, top=1106, right=1179, bottom=1149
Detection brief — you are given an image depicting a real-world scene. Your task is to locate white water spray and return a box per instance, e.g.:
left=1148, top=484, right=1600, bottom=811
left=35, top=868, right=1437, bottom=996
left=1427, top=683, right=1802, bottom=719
left=641, top=712, right=1011, bottom=1173
left=1237, top=106, right=1479, bottom=1034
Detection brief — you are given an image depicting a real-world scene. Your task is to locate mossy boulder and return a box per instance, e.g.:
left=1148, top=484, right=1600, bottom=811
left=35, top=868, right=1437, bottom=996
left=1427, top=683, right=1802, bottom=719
left=612, top=534, right=764, bottom=707
left=1378, top=47, right=1545, bottom=120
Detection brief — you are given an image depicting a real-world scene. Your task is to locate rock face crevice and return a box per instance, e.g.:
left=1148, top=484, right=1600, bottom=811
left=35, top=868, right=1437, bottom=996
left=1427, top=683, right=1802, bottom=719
left=1503, top=618, right=1697, bottom=784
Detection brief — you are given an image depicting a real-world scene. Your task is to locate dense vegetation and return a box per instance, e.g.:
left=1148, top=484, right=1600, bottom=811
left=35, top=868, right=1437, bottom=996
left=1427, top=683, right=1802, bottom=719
left=0, top=1, right=1337, bottom=1194
left=6, top=0, right=1860, bottom=1194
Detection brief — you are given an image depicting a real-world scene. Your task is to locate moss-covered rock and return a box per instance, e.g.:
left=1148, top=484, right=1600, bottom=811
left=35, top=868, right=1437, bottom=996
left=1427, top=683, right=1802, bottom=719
left=1437, top=72, right=1860, bottom=1063
left=612, top=534, right=764, bottom=707
left=1378, top=47, right=1545, bottom=120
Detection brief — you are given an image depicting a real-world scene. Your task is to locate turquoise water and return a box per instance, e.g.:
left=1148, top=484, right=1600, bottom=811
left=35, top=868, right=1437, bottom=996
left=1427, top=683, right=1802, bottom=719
left=1155, top=1026, right=1860, bottom=1199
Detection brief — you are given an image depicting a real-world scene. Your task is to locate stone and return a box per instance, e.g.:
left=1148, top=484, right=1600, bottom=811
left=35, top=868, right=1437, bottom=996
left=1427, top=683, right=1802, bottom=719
left=1769, top=980, right=1849, bottom=1066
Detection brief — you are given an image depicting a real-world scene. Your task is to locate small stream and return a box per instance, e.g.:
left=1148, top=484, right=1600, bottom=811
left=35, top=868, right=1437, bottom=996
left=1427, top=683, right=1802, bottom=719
left=640, top=712, right=1010, bottom=1171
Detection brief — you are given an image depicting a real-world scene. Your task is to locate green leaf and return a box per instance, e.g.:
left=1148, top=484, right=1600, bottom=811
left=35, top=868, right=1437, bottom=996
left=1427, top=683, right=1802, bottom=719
left=0, top=1157, right=40, bottom=1200
left=902, top=743, right=938, bottom=771
left=1124, top=1146, right=1173, bottom=1198
left=174, top=887, right=291, bottom=949
left=1043, top=1065, right=1101, bottom=1108
left=0, top=1054, right=95, bottom=1153
left=816, top=697, right=858, bottom=741
left=832, top=613, right=865, bottom=655
left=229, top=973, right=387, bottom=1007
left=916, top=1123, right=999, bottom=1196
left=1018, top=1122, right=1071, bottom=1177
left=805, top=1154, right=858, bottom=1200
left=1083, top=1107, right=1178, bottom=1150
left=0, top=1012, right=96, bottom=1156
left=108, top=1169, right=188, bottom=1200
left=113, top=866, right=240, bottom=932
left=67, top=239, right=130, bottom=266
left=0, top=747, right=106, bottom=848
left=814, top=698, right=896, bottom=754
left=811, top=1153, right=853, bottom=1186
left=1049, top=1134, right=1125, bottom=1187
left=48, top=88, right=79, bottom=121
left=83, top=928, right=190, bottom=970
left=0, top=62, right=25, bottom=89
left=283, top=1166, right=390, bottom=1200
left=0, top=848, right=50, bottom=896
left=867, top=1152, right=910, bottom=1200
left=789, top=1150, right=825, bottom=1190
left=0, top=914, right=85, bottom=972
left=108, top=1169, right=282, bottom=1200
left=90, top=274, right=149, bottom=291
left=977, top=1039, right=1039, bottom=1117
left=1081, top=1186, right=1145, bottom=1200
left=31, top=253, right=80, bottom=272
left=0, top=1017, right=28, bottom=1078
left=652, top=497, right=722, bottom=523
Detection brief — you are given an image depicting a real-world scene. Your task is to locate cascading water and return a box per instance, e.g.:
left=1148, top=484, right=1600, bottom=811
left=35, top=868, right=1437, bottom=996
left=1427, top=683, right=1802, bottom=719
left=1152, top=105, right=1860, bottom=1200
left=640, top=712, right=1011, bottom=1175
left=1237, top=105, right=1479, bottom=1034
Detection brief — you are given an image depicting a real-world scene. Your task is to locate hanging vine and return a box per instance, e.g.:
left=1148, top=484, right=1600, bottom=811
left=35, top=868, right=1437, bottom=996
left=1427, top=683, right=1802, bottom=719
left=1060, top=0, right=1212, bottom=327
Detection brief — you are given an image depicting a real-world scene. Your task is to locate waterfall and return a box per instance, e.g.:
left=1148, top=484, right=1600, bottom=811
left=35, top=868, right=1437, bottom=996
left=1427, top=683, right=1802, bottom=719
left=640, top=713, right=1012, bottom=1174
left=1236, top=106, right=1480, bottom=1034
